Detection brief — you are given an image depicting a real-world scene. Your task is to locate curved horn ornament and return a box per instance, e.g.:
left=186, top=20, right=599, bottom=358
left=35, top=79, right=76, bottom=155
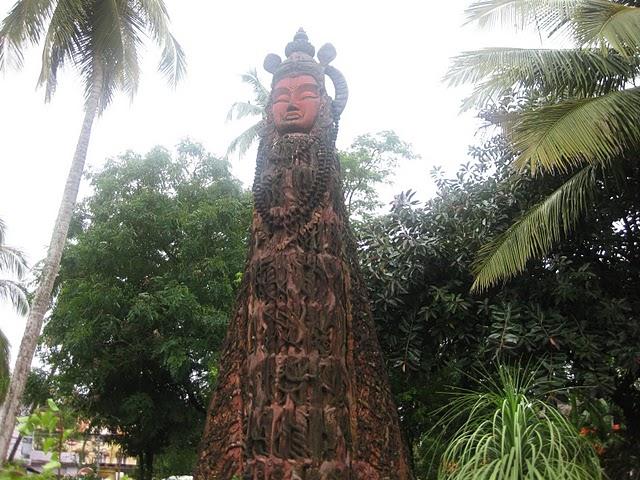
left=325, top=65, right=348, bottom=120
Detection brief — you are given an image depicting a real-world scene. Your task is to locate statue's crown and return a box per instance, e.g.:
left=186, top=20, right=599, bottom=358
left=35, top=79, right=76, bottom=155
left=264, top=28, right=337, bottom=85
left=264, top=29, right=348, bottom=120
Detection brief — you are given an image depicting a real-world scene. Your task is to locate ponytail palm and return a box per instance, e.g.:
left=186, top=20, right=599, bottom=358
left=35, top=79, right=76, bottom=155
left=431, top=365, right=602, bottom=479
left=0, top=0, right=185, bottom=460
left=448, top=0, right=640, bottom=291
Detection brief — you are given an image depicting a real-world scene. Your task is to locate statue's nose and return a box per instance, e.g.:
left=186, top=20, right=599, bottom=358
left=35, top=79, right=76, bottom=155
left=286, top=101, right=299, bottom=111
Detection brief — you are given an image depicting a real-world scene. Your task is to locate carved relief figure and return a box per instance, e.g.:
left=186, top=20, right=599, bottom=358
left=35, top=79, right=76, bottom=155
left=194, top=30, right=413, bottom=480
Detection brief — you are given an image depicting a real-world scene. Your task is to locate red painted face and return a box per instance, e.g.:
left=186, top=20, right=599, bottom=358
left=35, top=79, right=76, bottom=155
left=271, top=75, right=321, bottom=134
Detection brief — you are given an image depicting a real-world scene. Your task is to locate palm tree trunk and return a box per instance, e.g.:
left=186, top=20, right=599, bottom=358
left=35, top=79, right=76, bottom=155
left=0, top=64, right=103, bottom=462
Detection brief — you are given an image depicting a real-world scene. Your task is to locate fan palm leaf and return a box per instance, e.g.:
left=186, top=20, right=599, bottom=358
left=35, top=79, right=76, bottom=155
left=471, top=164, right=599, bottom=292
left=510, top=87, right=640, bottom=174
left=447, top=47, right=639, bottom=110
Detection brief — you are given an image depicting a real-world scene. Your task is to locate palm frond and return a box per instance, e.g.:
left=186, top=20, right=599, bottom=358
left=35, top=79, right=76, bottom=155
left=226, top=101, right=264, bottom=122
left=471, top=164, right=599, bottom=292
left=447, top=47, right=638, bottom=110
left=239, top=68, right=269, bottom=108
left=226, top=121, right=263, bottom=158
left=136, top=0, right=186, bottom=87
left=0, top=245, right=27, bottom=279
left=0, top=219, right=27, bottom=279
left=465, top=0, right=578, bottom=36
left=157, top=32, right=185, bottom=87
left=573, top=0, right=640, bottom=55
left=38, top=0, right=86, bottom=101
left=34, top=0, right=183, bottom=107
left=509, top=86, right=640, bottom=173
left=0, top=0, right=56, bottom=69
left=111, top=0, right=144, bottom=98
left=225, top=69, right=268, bottom=157
left=0, top=279, right=29, bottom=316
left=0, top=327, right=9, bottom=401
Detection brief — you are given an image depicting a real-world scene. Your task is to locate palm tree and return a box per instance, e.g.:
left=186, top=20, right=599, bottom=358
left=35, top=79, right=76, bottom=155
left=0, top=0, right=186, bottom=460
left=447, top=0, right=640, bottom=291
left=0, top=218, right=28, bottom=403
left=226, top=68, right=269, bottom=158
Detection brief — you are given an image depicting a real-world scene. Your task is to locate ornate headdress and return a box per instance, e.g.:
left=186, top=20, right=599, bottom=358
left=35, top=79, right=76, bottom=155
left=264, top=29, right=348, bottom=120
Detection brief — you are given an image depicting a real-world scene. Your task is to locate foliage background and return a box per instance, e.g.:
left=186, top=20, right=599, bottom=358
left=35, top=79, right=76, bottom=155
left=41, top=140, right=252, bottom=470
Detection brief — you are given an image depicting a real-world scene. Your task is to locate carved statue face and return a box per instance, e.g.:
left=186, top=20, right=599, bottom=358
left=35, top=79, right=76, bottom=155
left=271, top=75, right=321, bottom=134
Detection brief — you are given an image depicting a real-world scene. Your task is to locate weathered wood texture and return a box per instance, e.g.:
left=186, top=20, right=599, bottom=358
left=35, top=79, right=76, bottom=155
left=194, top=30, right=412, bottom=480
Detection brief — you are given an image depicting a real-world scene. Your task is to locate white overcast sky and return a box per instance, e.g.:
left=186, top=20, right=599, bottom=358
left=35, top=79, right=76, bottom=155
left=0, top=1, right=543, bottom=367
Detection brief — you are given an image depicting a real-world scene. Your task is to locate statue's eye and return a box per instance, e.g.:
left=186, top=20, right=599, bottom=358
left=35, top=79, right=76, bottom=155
left=300, top=93, right=318, bottom=100
left=274, top=94, right=290, bottom=104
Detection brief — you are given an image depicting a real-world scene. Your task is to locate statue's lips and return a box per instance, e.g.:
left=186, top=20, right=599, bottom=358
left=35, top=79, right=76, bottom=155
left=284, top=112, right=302, bottom=121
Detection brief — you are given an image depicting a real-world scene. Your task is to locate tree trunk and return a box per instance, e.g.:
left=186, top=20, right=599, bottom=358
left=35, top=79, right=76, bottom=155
left=0, top=64, right=103, bottom=462
left=145, top=452, right=153, bottom=480
left=7, top=432, right=21, bottom=462
left=138, top=454, right=145, bottom=480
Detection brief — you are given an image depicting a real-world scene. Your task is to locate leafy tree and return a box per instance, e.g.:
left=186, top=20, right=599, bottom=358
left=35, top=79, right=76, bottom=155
left=357, top=132, right=640, bottom=478
left=0, top=0, right=186, bottom=459
left=41, top=141, right=252, bottom=480
left=446, top=0, right=640, bottom=290
left=340, top=130, right=418, bottom=217
left=0, top=218, right=27, bottom=402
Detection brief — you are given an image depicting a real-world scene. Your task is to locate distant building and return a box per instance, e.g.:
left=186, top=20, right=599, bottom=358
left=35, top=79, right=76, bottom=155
left=7, top=428, right=137, bottom=479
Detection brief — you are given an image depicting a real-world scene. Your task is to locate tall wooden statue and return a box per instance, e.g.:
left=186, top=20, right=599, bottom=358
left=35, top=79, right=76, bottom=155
left=195, top=30, right=412, bottom=480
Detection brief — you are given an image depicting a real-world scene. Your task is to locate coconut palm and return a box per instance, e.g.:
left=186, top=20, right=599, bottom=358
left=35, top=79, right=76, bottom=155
left=0, top=218, right=28, bottom=403
left=0, top=218, right=28, bottom=316
left=0, top=0, right=186, bottom=460
left=226, top=68, right=269, bottom=158
left=447, top=0, right=640, bottom=291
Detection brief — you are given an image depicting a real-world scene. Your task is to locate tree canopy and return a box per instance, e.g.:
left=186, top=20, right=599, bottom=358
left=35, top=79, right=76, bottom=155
left=41, top=141, right=252, bottom=477
left=357, top=131, right=640, bottom=477
left=340, top=130, right=418, bottom=218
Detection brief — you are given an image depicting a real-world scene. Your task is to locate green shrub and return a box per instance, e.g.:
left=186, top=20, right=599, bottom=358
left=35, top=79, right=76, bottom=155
left=424, top=365, right=603, bottom=480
